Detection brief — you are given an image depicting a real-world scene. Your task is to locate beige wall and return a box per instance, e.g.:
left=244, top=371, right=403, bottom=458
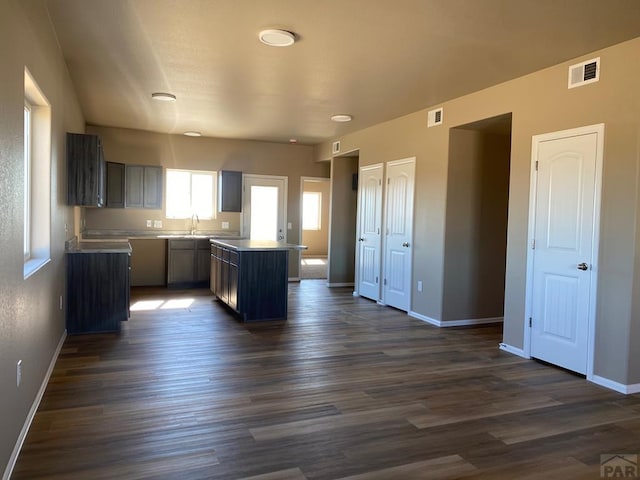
left=316, top=37, right=640, bottom=386
left=328, top=157, right=358, bottom=285
left=0, top=0, right=85, bottom=475
left=84, top=126, right=329, bottom=280
left=301, top=179, right=330, bottom=256
left=442, top=129, right=510, bottom=321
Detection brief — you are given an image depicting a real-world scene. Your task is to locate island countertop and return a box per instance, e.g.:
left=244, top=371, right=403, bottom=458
left=210, top=238, right=307, bottom=252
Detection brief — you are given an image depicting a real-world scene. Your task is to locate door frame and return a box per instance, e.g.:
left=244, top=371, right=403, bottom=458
left=241, top=174, right=288, bottom=240
left=299, top=175, right=330, bottom=258
left=523, top=123, right=604, bottom=380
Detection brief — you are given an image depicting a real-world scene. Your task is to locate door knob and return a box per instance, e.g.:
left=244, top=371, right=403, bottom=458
left=577, top=262, right=589, bottom=271
left=402, top=242, right=410, bottom=247
left=358, top=237, right=365, bottom=242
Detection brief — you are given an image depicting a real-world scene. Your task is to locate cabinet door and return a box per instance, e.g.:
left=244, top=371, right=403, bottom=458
left=196, top=248, right=211, bottom=283
left=210, top=252, right=218, bottom=294
left=125, top=165, right=144, bottom=208
left=228, top=262, right=238, bottom=310
left=106, top=162, right=125, bottom=208
left=67, top=133, right=105, bottom=207
left=218, top=170, right=242, bottom=212
left=143, top=166, right=163, bottom=209
left=168, top=249, right=196, bottom=284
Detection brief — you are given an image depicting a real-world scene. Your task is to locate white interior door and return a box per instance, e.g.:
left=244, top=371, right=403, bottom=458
left=529, top=127, right=602, bottom=375
left=242, top=175, right=287, bottom=241
left=383, top=158, right=415, bottom=311
left=356, top=164, right=383, bottom=300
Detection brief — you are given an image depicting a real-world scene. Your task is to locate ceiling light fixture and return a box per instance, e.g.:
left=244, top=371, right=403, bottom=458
left=183, top=131, right=201, bottom=137
left=259, top=29, right=295, bottom=47
left=331, top=114, right=352, bottom=123
left=289, top=139, right=297, bottom=144
left=151, top=92, right=176, bottom=102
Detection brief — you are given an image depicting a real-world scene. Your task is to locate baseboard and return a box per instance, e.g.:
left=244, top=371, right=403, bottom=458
left=590, top=375, right=640, bottom=395
left=327, top=282, right=354, bottom=288
left=288, top=277, right=301, bottom=282
left=409, top=311, right=503, bottom=327
left=3, top=330, right=66, bottom=480
left=499, top=343, right=529, bottom=359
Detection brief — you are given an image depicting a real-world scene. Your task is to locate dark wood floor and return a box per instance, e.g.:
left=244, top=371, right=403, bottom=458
left=12, top=281, right=640, bottom=479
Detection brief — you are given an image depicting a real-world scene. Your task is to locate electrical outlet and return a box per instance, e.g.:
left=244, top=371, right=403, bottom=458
left=64, top=223, right=68, bottom=233
left=221, top=222, right=229, bottom=229
left=287, top=222, right=292, bottom=230
left=17, top=360, right=22, bottom=387
left=417, top=280, right=423, bottom=292
left=146, top=220, right=152, bottom=228
left=153, top=220, right=162, bottom=228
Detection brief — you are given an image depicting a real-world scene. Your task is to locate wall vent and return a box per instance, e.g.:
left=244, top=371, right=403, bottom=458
left=568, top=57, right=600, bottom=89
left=427, top=107, right=443, bottom=127
left=332, top=141, right=341, bottom=154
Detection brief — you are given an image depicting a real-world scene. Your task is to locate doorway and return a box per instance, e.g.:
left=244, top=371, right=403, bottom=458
left=300, top=177, right=330, bottom=280
left=442, top=113, right=512, bottom=325
left=526, top=124, right=604, bottom=376
left=242, top=175, right=287, bottom=241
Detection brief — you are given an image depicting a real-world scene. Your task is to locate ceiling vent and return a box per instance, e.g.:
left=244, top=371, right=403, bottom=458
left=332, top=141, right=341, bottom=154
left=568, top=57, right=600, bottom=89
left=427, top=107, right=443, bottom=127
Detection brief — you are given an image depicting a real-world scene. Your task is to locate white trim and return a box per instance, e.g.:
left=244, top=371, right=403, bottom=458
left=3, top=331, right=66, bottom=480
left=352, top=291, right=360, bottom=297
left=499, top=343, right=529, bottom=359
left=327, top=282, right=354, bottom=288
left=524, top=123, right=604, bottom=377
left=288, top=277, right=301, bottom=282
left=590, top=375, right=640, bottom=395
left=409, top=311, right=503, bottom=327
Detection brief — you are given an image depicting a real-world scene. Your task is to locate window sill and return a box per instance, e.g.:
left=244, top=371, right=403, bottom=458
left=24, top=257, right=51, bottom=279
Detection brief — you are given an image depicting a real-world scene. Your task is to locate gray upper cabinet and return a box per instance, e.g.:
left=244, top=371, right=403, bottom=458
left=67, top=133, right=105, bottom=207
left=218, top=170, right=242, bottom=212
left=106, top=162, right=125, bottom=208
left=125, top=165, right=163, bottom=209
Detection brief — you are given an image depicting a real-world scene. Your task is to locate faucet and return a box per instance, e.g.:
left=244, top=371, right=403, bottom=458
left=190, top=214, right=199, bottom=235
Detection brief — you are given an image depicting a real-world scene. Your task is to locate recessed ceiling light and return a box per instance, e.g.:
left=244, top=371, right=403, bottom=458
left=259, top=29, right=295, bottom=47
left=289, top=139, right=297, bottom=144
left=331, top=114, right=352, bottom=123
left=183, top=131, right=201, bottom=137
left=151, top=92, right=176, bottom=102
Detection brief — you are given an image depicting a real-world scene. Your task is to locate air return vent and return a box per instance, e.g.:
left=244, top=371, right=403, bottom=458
left=568, top=57, right=600, bottom=89
left=427, top=107, right=443, bottom=127
left=332, top=141, right=341, bottom=154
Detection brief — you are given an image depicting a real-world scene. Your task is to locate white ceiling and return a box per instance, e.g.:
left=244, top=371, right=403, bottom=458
left=46, top=0, right=640, bottom=145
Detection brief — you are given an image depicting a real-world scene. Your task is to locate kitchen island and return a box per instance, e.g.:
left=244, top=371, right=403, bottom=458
left=210, top=239, right=306, bottom=322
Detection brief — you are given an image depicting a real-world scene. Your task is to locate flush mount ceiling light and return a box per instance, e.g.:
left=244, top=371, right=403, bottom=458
left=183, top=131, right=201, bottom=137
left=331, top=114, right=352, bottom=123
left=151, top=92, right=176, bottom=102
left=259, top=29, right=295, bottom=47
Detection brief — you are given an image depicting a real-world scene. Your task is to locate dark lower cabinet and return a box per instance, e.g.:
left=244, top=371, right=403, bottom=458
left=167, top=239, right=211, bottom=288
left=66, top=251, right=130, bottom=334
left=210, top=244, right=288, bottom=321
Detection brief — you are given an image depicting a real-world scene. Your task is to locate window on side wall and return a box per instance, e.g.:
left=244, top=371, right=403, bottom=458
left=165, top=169, right=217, bottom=219
left=302, top=191, right=322, bottom=230
left=23, top=68, right=52, bottom=279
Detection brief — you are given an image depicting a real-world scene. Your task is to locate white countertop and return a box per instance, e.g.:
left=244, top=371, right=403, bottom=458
left=210, top=238, right=307, bottom=252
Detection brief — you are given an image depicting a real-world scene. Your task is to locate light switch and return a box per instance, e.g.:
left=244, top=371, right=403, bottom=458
left=146, top=220, right=152, bottom=228
left=153, top=220, right=162, bottom=228
left=222, top=222, right=229, bottom=229
left=287, top=222, right=292, bottom=230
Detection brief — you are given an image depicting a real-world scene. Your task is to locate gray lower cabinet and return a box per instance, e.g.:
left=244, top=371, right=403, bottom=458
left=210, top=244, right=288, bottom=321
left=125, top=165, right=163, bottom=209
left=167, top=239, right=210, bottom=287
left=66, top=251, right=130, bottom=334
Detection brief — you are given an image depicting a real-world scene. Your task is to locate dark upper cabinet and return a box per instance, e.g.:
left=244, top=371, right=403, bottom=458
left=125, top=165, right=163, bottom=209
left=218, top=170, right=242, bottom=212
left=106, top=162, right=125, bottom=208
left=67, top=133, right=105, bottom=207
